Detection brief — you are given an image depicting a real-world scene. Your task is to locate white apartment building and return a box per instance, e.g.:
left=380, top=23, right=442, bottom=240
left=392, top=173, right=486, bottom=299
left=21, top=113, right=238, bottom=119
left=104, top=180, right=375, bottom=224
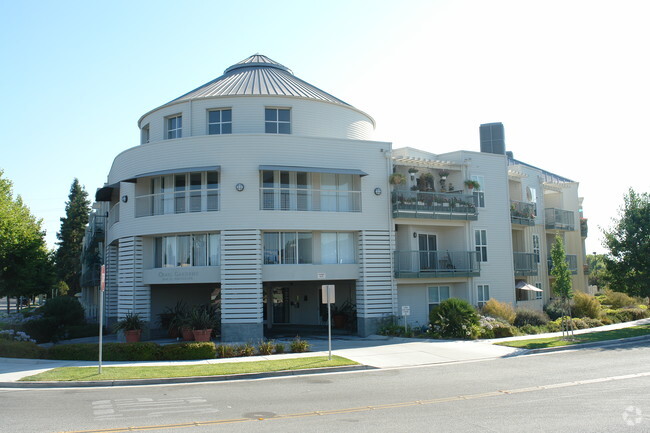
left=81, top=55, right=588, bottom=340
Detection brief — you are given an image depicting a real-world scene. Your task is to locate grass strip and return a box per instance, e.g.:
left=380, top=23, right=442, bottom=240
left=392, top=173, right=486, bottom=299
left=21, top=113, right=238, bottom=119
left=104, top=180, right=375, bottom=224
left=496, top=324, right=650, bottom=349
left=20, top=356, right=358, bottom=382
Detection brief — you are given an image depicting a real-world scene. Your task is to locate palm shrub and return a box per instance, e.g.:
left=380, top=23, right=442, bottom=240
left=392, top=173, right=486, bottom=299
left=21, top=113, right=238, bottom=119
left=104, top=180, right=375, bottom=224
left=513, top=309, right=550, bottom=327
left=481, top=299, right=516, bottom=324
left=429, top=298, right=480, bottom=339
left=572, top=292, right=602, bottom=319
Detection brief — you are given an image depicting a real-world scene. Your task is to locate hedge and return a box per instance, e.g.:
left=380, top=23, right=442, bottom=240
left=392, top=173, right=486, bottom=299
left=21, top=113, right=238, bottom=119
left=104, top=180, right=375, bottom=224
left=161, top=342, right=216, bottom=360
left=0, top=340, right=46, bottom=359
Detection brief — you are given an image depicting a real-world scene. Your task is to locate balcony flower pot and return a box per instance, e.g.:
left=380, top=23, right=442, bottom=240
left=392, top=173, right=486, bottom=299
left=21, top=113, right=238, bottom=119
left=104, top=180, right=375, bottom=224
left=124, top=329, right=141, bottom=343
left=192, top=329, right=212, bottom=342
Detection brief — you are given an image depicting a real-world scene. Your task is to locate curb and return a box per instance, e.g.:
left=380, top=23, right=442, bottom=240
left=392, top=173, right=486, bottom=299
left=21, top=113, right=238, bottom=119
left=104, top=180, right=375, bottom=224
left=519, top=334, right=650, bottom=355
left=0, top=364, right=374, bottom=389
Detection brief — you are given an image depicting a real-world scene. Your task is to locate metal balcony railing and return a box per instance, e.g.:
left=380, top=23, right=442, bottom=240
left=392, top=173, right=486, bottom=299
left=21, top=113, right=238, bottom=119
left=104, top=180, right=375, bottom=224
left=510, top=200, right=537, bottom=226
left=545, top=208, right=575, bottom=231
left=394, top=250, right=480, bottom=278
left=108, top=202, right=120, bottom=228
left=135, top=189, right=219, bottom=217
left=259, top=187, right=361, bottom=212
left=580, top=218, right=588, bottom=237
left=513, top=252, right=539, bottom=276
left=547, top=254, right=578, bottom=275
left=392, top=191, right=478, bottom=220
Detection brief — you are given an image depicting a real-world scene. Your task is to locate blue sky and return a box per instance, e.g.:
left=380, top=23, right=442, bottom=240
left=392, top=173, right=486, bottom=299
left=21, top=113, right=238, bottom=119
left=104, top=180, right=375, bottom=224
left=1, top=0, right=649, bottom=254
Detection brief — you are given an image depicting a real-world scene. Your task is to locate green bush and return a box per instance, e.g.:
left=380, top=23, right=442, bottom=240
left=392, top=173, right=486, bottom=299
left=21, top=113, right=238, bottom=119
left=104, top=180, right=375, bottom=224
left=571, top=318, right=588, bottom=329
left=0, top=339, right=46, bottom=359
left=235, top=343, right=256, bottom=357
left=481, top=299, right=516, bottom=324
left=161, top=342, right=216, bottom=360
left=607, top=308, right=650, bottom=323
left=46, top=343, right=97, bottom=360
left=429, top=298, right=480, bottom=339
left=572, top=292, right=602, bottom=319
left=479, top=316, right=520, bottom=338
left=216, top=344, right=236, bottom=358
left=39, top=296, right=86, bottom=327
left=514, top=309, right=550, bottom=327
left=546, top=321, right=562, bottom=332
left=544, top=299, right=571, bottom=321
left=290, top=336, right=311, bottom=353
left=582, top=318, right=604, bottom=328
left=274, top=343, right=285, bottom=354
left=47, top=342, right=161, bottom=361
left=258, top=340, right=274, bottom=355
left=601, top=290, right=637, bottom=309
left=22, top=317, right=64, bottom=343
left=519, top=324, right=547, bottom=335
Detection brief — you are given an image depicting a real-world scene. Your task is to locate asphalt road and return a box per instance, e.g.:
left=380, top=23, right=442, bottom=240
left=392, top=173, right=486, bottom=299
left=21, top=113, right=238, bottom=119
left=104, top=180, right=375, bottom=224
left=2, top=340, right=650, bottom=433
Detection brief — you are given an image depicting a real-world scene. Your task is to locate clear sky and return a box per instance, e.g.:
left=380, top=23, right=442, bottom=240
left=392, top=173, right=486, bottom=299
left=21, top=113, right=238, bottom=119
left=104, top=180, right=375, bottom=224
left=1, top=0, right=648, bottom=254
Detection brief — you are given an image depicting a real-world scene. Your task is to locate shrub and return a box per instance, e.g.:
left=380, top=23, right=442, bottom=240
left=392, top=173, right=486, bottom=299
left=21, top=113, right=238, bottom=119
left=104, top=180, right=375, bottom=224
left=429, top=298, right=480, bottom=339
left=161, top=342, right=216, bottom=360
left=481, top=299, right=516, bottom=324
left=544, top=299, right=571, bottom=321
left=47, top=342, right=161, bottom=361
left=572, top=292, right=602, bottom=319
left=519, top=324, right=547, bottom=335
left=546, top=321, right=562, bottom=332
left=274, top=343, right=285, bottom=354
left=582, top=318, right=604, bottom=328
left=258, top=340, right=275, bottom=355
left=601, top=290, right=637, bottom=309
left=22, top=316, right=64, bottom=343
left=290, top=336, right=311, bottom=353
left=571, top=318, right=588, bottom=330
left=0, top=339, right=46, bottom=359
left=39, top=296, right=85, bottom=327
left=46, top=343, right=97, bottom=360
left=479, top=316, right=520, bottom=338
left=514, top=309, right=550, bottom=327
left=235, top=343, right=256, bottom=357
left=216, top=344, right=236, bottom=358
left=609, top=308, right=650, bottom=322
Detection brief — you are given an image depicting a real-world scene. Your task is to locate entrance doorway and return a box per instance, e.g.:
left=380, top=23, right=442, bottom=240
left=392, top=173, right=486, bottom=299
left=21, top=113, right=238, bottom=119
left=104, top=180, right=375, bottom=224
left=419, top=234, right=438, bottom=271
left=272, top=287, right=290, bottom=324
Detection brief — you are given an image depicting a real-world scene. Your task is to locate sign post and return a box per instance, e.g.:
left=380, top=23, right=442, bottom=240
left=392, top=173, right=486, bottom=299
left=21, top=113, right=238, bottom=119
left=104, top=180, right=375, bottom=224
left=321, top=285, right=335, bottom=361
left=401, top=305, right=410, bottom=334
left=98, top=265, right=105, bottom=374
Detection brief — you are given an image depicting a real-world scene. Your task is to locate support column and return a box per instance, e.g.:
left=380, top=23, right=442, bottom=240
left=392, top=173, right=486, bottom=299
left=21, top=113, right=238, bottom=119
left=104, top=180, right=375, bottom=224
left=116, top=236, right=149, bottom=323
left=104, top=243, right=119, bottom=327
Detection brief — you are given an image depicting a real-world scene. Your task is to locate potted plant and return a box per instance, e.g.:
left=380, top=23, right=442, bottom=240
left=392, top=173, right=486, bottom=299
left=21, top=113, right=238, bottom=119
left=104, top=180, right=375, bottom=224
left=438, top=169, right=450, bottom=180
left=189, top=307, right=214, bottom=342
left=389, top=173, right=406, bottom=186
left=408, top=167, right=419, bottom=181
left=464, top=179, right=480, bottom=190
left=330, top=300, right=356, bottom=330
left=159, top=300, right=188, bottom=339
left=114, top=312, right=145, bottom=343
left=420, top=173, right=434, bottom=191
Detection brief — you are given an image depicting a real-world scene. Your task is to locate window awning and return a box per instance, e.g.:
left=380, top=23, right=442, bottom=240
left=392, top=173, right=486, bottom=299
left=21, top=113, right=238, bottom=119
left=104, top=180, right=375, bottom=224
left=516, top=282, right=543, bottom=292
left=135, top=166, right=221, bottom=179
left=258, top=165, right=367, bottom=176
left=95, top=183, right=119, bottom=202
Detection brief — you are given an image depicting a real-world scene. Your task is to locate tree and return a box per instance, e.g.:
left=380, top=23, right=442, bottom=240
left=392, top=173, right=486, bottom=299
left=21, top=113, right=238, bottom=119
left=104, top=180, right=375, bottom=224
left=550, top=234, right=573, bottom=337
left=55, top=179, right=90, bottom=295
left=0, top=170, right=56, bottom=311
left=603, top=188, right=650, bottom=297
left=585, top=254, right=609, bottom=289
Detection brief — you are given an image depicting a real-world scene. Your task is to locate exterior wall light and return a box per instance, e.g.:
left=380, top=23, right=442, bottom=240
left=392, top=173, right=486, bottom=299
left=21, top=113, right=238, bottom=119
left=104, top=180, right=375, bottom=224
left=236, top=183, right=245, bottom=192
left=374, top=187, right=382, bottom=196
left=121, top=195, right=128, bottom=203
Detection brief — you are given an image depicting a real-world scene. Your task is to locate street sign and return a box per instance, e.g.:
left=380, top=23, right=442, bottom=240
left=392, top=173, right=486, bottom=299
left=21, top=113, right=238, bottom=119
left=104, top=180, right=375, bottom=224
left=321, top=285, right=335, bottom=304
left=401, top=305, right=411, bottom=316
left=100, top=265, right=106, bottom=292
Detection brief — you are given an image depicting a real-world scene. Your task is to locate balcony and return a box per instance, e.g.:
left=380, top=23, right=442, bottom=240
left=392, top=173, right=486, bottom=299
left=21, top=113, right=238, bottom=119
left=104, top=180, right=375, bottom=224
left=108, top=202, right=120, bottom=228
left=513, top=252, right=539, bottom=276
left=547, top=254, right=578, bottom=275
left=510, top=200, right=536, bottom=226
left=394, top=250, right=480, bottom=278
left=545, top=208, right=575, bottom=231
left=391, top=191, right=478, bottom=221
left=580, top=218, right=588, bottom=237
left=260, top=188, right=361, bottom=212
left=135, top=189, right=219, bottom=217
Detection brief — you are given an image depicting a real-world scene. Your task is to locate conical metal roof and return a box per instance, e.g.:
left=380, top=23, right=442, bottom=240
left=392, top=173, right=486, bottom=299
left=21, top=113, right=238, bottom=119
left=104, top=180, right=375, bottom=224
left=168, top=54, right=350, bottom=106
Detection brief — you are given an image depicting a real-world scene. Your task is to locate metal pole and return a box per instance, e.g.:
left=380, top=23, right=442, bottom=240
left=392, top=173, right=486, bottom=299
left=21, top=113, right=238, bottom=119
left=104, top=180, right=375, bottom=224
left=327, top=288, right=332, bottom=361
left=98, top=289, right=104, bottom=374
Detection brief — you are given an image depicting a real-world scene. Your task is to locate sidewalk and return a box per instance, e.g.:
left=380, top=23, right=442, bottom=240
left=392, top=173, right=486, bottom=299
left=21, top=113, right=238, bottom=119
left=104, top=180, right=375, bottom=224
left=1, top=318, right=648, bottom=386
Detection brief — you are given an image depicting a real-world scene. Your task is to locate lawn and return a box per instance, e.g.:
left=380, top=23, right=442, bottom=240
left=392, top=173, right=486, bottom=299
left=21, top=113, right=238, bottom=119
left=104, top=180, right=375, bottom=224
left=496, top=324, right=650, bottom=349
left=21, top=356, right=358, bottom=382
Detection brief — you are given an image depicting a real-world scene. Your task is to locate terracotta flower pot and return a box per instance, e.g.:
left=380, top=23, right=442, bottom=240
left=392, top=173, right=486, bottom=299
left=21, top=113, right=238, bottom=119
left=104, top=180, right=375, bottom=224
left=182, top=327, right=194, bottom=341
left=192, top=329, right=212, bottom=342
left=124, top=329, right=141, bottom=343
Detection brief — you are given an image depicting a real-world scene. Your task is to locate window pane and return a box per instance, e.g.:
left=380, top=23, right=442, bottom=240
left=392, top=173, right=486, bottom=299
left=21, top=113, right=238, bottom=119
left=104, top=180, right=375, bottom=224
left=177, top=235, right=191, bottom=266
left=189, top=173, right=202, bottom=190
left=440, top=286, right=450, bottom=300
left=265, top=109, right=276, bottom=121
left=264, top=232, right=279, bottom=264
left=222, top=123, right=232, bottom=134
left=428, top=287, right=439, bottom=304
left=278, top=109, right=290, bottom=122
left=281, top=232, right=297, bottom=264
left=193, top=234, right=207, bottom=266
left=221, top=109, right=232, bottom=122
left=338, top=232, right=355, bottom=264
left=298, top=233, right=312, bottom=264
left=155, top=237, right=162, bottom=268
left=321, top=233, right=337, bottom=264
left=278, top=123, right=291, bottom=134
left=163, top=237, right=176, bottom=267
left=208, top=124, right=220, bottom=135
left=209, top=234, right=220, bottom=266
left=207, top=171, right=219, bottom=188
left=175, top=174, right=186, bottom=191
left=265, top=122, right=276, bottom=133
left=208, top=111, right=220, bottom=123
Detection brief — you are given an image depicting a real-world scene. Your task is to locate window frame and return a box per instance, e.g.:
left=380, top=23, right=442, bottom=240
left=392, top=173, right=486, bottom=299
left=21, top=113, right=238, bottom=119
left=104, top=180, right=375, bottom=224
left=154, top=233, right=220, bottom=268
left=263, top=231, right=313, bottom=265
left=532, top=234, right=541, bottom=263
left=141, top=124, right=150, bottom=144
left=166, top=114, right=182, bottom=139
left=535, top=282, right=543, bottom=300
left=428, top=285, right=450, bottom=312
left=265, top=107, right=291, bottom=134
left=477, top=284, right=490, bottom=308
left=207, top=108, right=232, bottom=135
left=474, top=229, right=488, bottom=263
left=471, top=174, right=485, bottom=208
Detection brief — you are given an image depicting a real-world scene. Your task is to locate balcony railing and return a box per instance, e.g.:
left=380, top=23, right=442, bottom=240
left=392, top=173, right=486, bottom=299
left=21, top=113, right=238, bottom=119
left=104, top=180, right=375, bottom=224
left=392, top=191, right=478, bottom=220
left=135, top=189, right=219, bottom=217
left=510, top=200, right=537, bottom=226
left=513, top=252, right=539, bottom=276
left=108, top=202, right=120, bottom=228
left=394, top=250, right=480, bottom=278
left=580, top=218, right=588, bottom=237
left=547, top=254, right=578, bottom=275
left=545, top=208, right=575, bottom=231
left=259, top=188, right=361, bottom=212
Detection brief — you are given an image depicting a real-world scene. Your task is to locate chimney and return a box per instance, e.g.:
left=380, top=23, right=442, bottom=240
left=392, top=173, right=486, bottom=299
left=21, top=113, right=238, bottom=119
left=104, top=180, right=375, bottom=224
left=479, top=122, right=505, bottom=155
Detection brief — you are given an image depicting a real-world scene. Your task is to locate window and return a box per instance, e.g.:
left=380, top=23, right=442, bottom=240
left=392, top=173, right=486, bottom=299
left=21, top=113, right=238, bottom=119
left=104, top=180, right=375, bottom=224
left=208, top=109, right=232, bottom=135
left=471, top=175, right=485, bottom=207
left=265, top=108, right=291, bottom=134
left=141, top=124, right=150, bottom=144
left=166, top=115, right=182, bottom=139
left=532, top=234, right=540, bottom=263
left=139, top=171, right=219, bottom=218
left=477, top=285, right=490, bottom=308
left=264, top=232, right=312, bottom=264
left=475, top=229, right=488, bottom=262
left=535, top=282, right=543, bottom=300
left=428, top=286, right=450, bottom=312
left=154, top=233, right=220, bottom=267
left=321, top=232, right=356, bottom=264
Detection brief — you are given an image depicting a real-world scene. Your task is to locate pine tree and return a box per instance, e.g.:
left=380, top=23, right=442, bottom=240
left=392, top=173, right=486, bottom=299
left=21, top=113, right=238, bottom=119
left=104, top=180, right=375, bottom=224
left=55, top=178, right=91, bottom=295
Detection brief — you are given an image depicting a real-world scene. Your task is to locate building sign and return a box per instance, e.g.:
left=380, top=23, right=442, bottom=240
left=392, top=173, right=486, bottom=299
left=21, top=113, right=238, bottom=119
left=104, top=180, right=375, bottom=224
left=143, top=267, right=220, bottom=285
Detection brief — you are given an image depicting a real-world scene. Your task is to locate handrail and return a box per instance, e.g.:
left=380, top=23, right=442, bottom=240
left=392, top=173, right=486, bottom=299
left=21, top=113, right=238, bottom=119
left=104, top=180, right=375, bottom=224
left=259, top=187, right=361, bottom=212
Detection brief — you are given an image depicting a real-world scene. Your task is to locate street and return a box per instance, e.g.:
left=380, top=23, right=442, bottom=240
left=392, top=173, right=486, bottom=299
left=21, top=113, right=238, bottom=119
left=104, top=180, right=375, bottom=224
left=2, top=341, right=649, bottom=433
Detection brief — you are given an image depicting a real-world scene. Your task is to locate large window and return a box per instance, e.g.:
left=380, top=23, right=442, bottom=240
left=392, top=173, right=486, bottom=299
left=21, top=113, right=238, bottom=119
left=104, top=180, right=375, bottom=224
left=428, top=286, right=450, bottom=312
left=264, top=232, right=313, bottom=264
left=136, top=171, right=219, bottom=217
left=265, top=108, right=291, bottom=134
left=260, top=170, right=361, bottom=212
left=321, top=232, right=355, bottom=264
left=154, top=233, right=220, bottom=267
left=208, top=109, right=232, bottom=135
left=471, top=175, right=485, bottom=207
left=475, top=229, right=488, bottom=262
left=477, top=285, right=490, bottom=308
left=166, top=115, right=182, bottom=139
